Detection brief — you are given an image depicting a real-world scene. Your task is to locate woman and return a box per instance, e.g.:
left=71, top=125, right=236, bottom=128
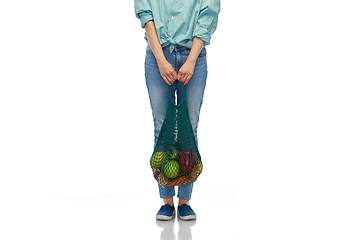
left=134, top=0, right=220, bottom=221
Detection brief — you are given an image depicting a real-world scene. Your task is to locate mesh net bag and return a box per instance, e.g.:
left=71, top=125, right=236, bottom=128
left=150, top=85, right=203, bottom=187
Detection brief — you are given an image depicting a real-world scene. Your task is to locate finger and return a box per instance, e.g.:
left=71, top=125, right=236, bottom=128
left=177, top=68, right=183, bottom=81
left=170, top=71, right=177, bottom=83
left=184, top=75, right=191, bottom=85
left=165, top=71, right=175, bottom=84
left=162, top=75, right=171, bottom=85
left=181, top=75, right=186, bottom=83
left=176, top=71, right=181, bottom=80
left=177, top=72, right=183, bottom=82
left=180, top=73, right=188, bottom=83
left=180, top=72, right=187, bottom=83
left=174, top=71, right=180, bottom=81
left=165, top=75, right=173, bottom=85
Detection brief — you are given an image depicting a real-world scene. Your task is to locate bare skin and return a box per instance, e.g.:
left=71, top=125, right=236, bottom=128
left=144, top=20, right=204, bottom=86
left=163, top=197, right=189, bottom=207
left=145, top=20, right=203, bottom=206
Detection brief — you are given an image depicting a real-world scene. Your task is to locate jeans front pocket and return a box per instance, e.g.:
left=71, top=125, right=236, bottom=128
left=198, top=48, right=207, bottom=58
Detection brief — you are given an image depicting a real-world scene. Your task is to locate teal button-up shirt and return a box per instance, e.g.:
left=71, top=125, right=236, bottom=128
left=134, top=0, right=220, bottom=53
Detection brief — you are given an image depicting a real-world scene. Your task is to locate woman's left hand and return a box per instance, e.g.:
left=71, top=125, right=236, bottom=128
left=178, top=60, right=196, bottom=85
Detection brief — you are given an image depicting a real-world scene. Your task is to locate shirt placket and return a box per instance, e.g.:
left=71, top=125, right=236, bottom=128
left=168, top=1, right=178, bottom=53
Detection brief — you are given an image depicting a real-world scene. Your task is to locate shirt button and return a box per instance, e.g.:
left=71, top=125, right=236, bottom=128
left=171, top=16, right=174, bottom=19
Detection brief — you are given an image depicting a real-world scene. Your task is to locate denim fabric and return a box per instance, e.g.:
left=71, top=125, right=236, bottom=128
left=159, top=182, right=194, bottom=201
left=145, top=45, right=207, bottom=200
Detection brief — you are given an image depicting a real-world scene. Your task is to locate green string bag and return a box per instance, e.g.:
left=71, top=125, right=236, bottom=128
left=150, top=85, right=203, bottom=187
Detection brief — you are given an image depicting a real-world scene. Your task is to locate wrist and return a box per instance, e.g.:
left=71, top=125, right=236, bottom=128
left=156, top=55, right=167, bottom=64
left=187, top=51, right=201, bottom=64
left=186, top=58, right=197, bottom=65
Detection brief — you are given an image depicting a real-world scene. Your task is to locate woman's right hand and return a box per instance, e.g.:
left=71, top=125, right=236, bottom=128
left=144, top=21, right=177, bottom=85
left=157, top=59, right=178, bottom=85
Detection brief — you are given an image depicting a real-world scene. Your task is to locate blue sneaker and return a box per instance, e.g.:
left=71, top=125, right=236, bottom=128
left=156, top=204, right=175, bottom=221
left=177, top=204, right=196, bottom=221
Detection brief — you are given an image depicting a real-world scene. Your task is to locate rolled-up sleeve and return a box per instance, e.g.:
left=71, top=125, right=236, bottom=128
left=193, top=0, right=220, bottom=45
left=134, top=0, right=153, bottom=28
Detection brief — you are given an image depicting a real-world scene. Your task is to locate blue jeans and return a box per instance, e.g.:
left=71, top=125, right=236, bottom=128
left=145, top=45, right=207, bottom=200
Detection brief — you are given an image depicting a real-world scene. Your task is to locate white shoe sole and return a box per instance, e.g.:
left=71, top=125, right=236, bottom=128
left=177, top=210, right=196, bottom=221
left=156, top=210, right=175, bottom=221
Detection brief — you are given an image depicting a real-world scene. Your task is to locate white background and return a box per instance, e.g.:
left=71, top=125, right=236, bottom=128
left=1, top=0, right=359, bottom=239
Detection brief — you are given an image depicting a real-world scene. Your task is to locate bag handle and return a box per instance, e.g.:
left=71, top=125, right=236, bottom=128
left=168, top=85, right=187, bottom=107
